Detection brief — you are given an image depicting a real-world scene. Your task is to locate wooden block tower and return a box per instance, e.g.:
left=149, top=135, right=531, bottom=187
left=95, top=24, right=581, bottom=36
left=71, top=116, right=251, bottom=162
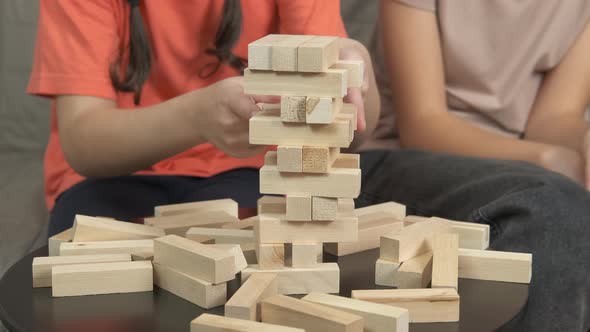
left=243, top=34, right=364, bottom=295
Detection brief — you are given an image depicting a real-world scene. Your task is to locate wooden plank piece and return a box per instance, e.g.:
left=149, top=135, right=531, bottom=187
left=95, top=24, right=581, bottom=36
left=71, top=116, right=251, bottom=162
left=272, top=35, right=314, bottom=72
left=325, top=219, right=403, bottom=256
left=145, top=211, right=237, bottom=236
left=244, top=68, right=347, bottom=98
left=291, top=242, right=319, bottom=268
left=59, top=239, right=154, bottom=256
left=312, top=196, right=339, bottom=221
left=191, top=313, right=304, bottom=332
left=306, top=98, right=343, bottom=124
left=247, top=34, right=284, bottom=70
left=431, top=234, right=459, bottom=289
left=242, top=263, right=339, bottom=295
left=257, top=243, right=285, bottom=269
left=393, top=252, right=433, bottom=289
left=280, top=97, right=307, bottom=123
left=380, top=218, right=451, bottom=263
left=302, top=146, right=340, bottom=173
left=48, top=228, right=73, bottom=256
left=154, top=198, right=238, bottom=217
left=375, top=259, right=400, bottom=287
left=186, top=227, right=254, bottom=245
left=209, top=244, right=248, bottom=274
left=458, top=248, right=532, bottom=283
left=72, top=215, right=164, bottom=242
left=222, top=216, right=257, bottom=230
left=330, top=60, right=364, bottom=88
left=286, top=194, right=312, bottom=221
left=257, top=213, right=358, bottom=244
left=225, top=272, right=278, bottom=321
left=277, top=145, right=303, bottom=172
left=297, top=36, right=340, bottom=72
left=355, top=202, right=406, bottom=222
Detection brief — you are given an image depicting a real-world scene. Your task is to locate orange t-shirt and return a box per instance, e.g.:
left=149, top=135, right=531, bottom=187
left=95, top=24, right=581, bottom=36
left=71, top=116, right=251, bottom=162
left=27, top=0, right=347, bottom=210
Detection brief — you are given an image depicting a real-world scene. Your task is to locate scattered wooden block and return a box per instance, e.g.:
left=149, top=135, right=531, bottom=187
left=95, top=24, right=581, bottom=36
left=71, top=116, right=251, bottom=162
left=402, top=216, right=429, bottom=226
left=393, top=252, right=433, bottom=289
left=241, top=243, right=258, bottom=265
left=191, top=313, right=304, bottom=332
left=302, top=292, right=409, bottom=332
left=291, top=242, right=319, bottom=268
left=257, top=213, right=358, bottom=243
left=330, top=60, right=364, bottom=88
left=59, top=239, right=154, bottom=256
left=260, top=152, right=360, bottom=199
left=154, top=198, right=238, bottom=218
left=351, top=288, right=460, bottom=323
left=380, top=218, right=451, bottom=263
left=131, top=251, right=154, bottom=261
left=431, top=218, right=490, bottom=250
left=374, top=259, right=400, bottom=287
left=48, top=228, right=73, bottom=256
left=277, top=145, right=303, bottom=172
left=186, top=227, right=254, bottom=245
left=355, top=202, right=406, bottom=222
left=431, top=234, right=458, bottom=289
left=257, top=243, right=285, bottom=269
left=302, top=147, right=340, bottom=173
left=312, top=196, right=338, bottom=221
left=286, top=194, right=312, bottom=221
left=242, top=263, right=339, bottom=295
left=297, top=36, right=340, bottom=72
left=71, top=215, right=165, bottom=242
left=154, top=235, right=235, bottom=284
left=258, top=195, right=286, bottom=214
left=306, top=97, right=343, bottom=124
left=458, top=248, right=532, bottom=283
left=225, top=272, right=278, bottom=321
left=250, top=105, right=353, bottom=148
left=332, top=153, right=360, bottom=169
left=247, top=34, right=284, bottom=70
left=52, top=261, right=153, bottom=297
left=153, top=262, right=226, bottom=309
left=145, top=211, right=238, bottom=236
left=209, top=244, right=248, bottom=274
left=280, top=96, right=307, bottom=123
left=272, top=35, right=314, bottom=71
left=244, top=68, right=347, bottom=98
left=32, top=254, right=131, bottom=288
left=222, top=216, right=257, bottom=230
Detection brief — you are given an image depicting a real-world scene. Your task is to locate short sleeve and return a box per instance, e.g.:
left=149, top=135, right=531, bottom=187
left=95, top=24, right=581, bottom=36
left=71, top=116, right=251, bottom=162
left=27, top=0, right=120, bottom=99
left=394, top=0, right=437, bottom=12
left=276, top=0, right=348, bottom=37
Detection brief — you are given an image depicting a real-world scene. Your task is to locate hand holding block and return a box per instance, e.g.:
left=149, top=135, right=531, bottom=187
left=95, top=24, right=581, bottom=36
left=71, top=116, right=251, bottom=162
left=281, top=96, right=307, bottom=123
left=297, top=36, right=340, bottom=72
left=191, top=313, right=304, bottom=332
left=154, top=198, right=238, bottom=217
left=72, top=215, right=165, bottom=242
left=458, top=248, right=532, bottom=283
left=431, top=234, right=459, bottom=289
left=380, top=218, right=451, bottom=263
left=244, top=68, right=347, bottom=98
left=248, top=34, right=284, bottom=70
left=242, top=263, right=339, bottom=295
left=272, top=35, right=315, bottom=72
left=225, top=272, right=278, bottom=321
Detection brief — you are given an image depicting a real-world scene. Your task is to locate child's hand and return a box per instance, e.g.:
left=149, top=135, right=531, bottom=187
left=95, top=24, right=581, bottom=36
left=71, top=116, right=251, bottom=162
left=197, top=77, right=278, bottom=158
left=339, top=38, right=370, bottom=132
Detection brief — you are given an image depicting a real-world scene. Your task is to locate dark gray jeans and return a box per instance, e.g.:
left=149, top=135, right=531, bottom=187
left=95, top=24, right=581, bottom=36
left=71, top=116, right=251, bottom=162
left=358, top=150, right=590, bottom=332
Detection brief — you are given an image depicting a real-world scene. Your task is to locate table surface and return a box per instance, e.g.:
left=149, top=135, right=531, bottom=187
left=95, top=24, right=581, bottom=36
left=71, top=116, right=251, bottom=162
left=0, top=246, right=528, bottom=332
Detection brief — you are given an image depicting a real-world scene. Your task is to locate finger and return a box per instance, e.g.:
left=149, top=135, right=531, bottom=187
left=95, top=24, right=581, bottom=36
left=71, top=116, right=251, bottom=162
left=345, top=87, right=366, bottom=132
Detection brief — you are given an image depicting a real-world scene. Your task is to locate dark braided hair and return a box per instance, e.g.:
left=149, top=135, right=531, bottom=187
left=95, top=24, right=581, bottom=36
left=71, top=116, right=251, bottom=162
left=110, top=0, right=245, bottom=105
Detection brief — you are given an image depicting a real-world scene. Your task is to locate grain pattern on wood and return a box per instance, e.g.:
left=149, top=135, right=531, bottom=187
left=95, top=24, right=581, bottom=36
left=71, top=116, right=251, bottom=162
left=291, top=242, right=319, bottom=268
left=244, top=68, right=348, bottom=98
left=257, top=243, right=285, bottom=269
left=306, top=98, right=343, bottom=124
left=154, top=198, right=238, bottom=218
left=297, top=36, right=340, bottom=72
left=280, top=96, right=307, bottom=123
left=59, top=239, right=154, bottom=256
left=241, top=263, right=339, bottom=295
left=225, top=272, right=278, bottom=321
left=72, top=215, right=165, bottom=242
left=247, top=34, right=284, bottom=70
left=458, top=248, right=532, bottom=283
left=380, top=218, right=451, bottom=263
left=272, top=35, right=314, bottom=71
left=145, top=211, right=238, bottom=236
left=393, top=252, right=433, bottom=289
left=191, top=313, right=304, bottom=332
left=431, top=234, right=459, bottom=289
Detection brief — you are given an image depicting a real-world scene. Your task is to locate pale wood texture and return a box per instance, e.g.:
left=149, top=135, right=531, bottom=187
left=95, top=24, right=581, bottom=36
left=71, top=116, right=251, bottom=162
left=355, top=202, right=406, bottom=222
left=154, top=198, right=238, bottom=217
left=131, top=252, right=154, bottom=261
left=32, top=254, right=131, bottom=288
left=209, top=244, right=248, bottom=274
left=431, top=234, right=459, bottom=289
left=191, top=313, right=304, bottom=332
left=324, top=218, right=403, bottom=256
left=257, top=213, right=358, bottom=244
left=302, top=292, right=409, bottom=332
left=72, top=215, right=165, bottom=242
left=59, top=239, right=154, bottom=256
left=240, top=243, right=258, bottom=265
left=306, top=97, right=343, bottom=124
left=154, top=235, right=235, bottom=284
left=52, top=261, right=153, bottom=297
left=257, top=243, right=285, bottom=269
left=186, top=227, right=254, bottom=245
left=330, top=60, right=364, bottom=88
left=244, top=68, right=347, bottom=98
left=48, top=228, right=73, bottom=256
left=374, top=259, right=400, bottom=287
left=145, top=211, right=238, bottom=236
left=331, top=153, right=360, bottom=169
left=432, top=218, right=490, bottom=250
left=351, top=288, right=460, bottom=323
left=258, top=195, right=287, bottom=214
left=458, top=248, right=532, bottom=283
left=241, top=263, right=339, bottom=295
left=402, top=216, right=429, bottom=226
left=247, top=34, right=284, bottom=70
left=297, top=36, right=340, bottom=72
left=280, top=96, right=307, bottom=123
left=312, top=196, right=339, bottom=221
left=153, top=262, right=226, bottom=309
left=260, top=152, right=360, bottom=199
left=261, top=295, right=364, bottom=332
left=340, top=103, right=357, bottom=134
left=277, top=145, right=303, bottom=172
left=291, top=242, right=319, bottom=268
left=380, top=218, right=451, bottom=263
left=225, top=272, right=278, bottom=321
left=393, top=252, right=433, bottom=289
left=250, top=105, right=353, bottom=148
left=222, top=216, right=257, bottom=230
left=286, top=194, right=312, bottom=221
left=272, top=35, right=314, bottom=71
left=302, top=146, right=341, bottom=173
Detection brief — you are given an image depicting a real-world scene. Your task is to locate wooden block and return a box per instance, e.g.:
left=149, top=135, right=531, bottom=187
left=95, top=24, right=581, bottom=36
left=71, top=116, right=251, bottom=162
left=351, top=288, right=460, bottom=323
left=302, top=292, right=409, bottom=332
left=258, top=195, right=286, bottom=214
left=280, top=96, right=307, bottom=123
left=332, top=153, right=360, bottom=169
left=380, top=218, right=451, bottom=263
left=209, top=244, right=248, bottom=274
left=286, top=194, right=312, bottom=221
left=355, top=202, right=406, bottom=222
left=191, top=313, right=304, bottom=332
left=222, top=216, right=257, bottom=230
left=225, top=272, right=278, bottom=321
left=312, top=196, right=338, bottom=221
left=250, top=105, right=353, bottom=148
left=59, top=239, right=154, bottom=256
left=241, top=263, right=339, bottom=295
left=393, top=252, right=433, bottom=289
left=261, top=294, right=363, bottom=332
left=330, top=60, right=364, bottom=88
left=402, top=216, right=429, bottom=226
left=338, top=198, right=356, bottom=215
left=277, top=145, right=303, bottom=172
left=375, top=259, right=400, bottom=287
left=341, top=103, right=357, bottom=134
left=297, top=36, right=340, bottom=72
left=432, top=218, right=490, bottom=250
left=458, top=248, right=532, bottom=283
left=291, top=242, right=319, bottom=268
left=48, top=228, right=73, bottom=256
left=302, top=147, right=340, bottom=173
left=431, top=234, right=458, bottom=289
left=32, top=254, right=131, bottom=288
left=260, top=152, right=360, bottom=199
left=145, top=211, right=238, bottom=236
left=131, top=252, right=154, bottom=261
left=244, top=68, right=347, bottom=98
left=272, top=35, right=314, bottom=71
left=257, top=213, right=358, bottom=244
left=306, top=97, right=343, bottom=124
left=257, top=243, right=285, bottom=269
left=247, top=34, right=284, bottom=70
left=241, top=243, right=258, bottom=265
left=72, top=215, right=165, bottom=242
left=186, top=227, right=254, bottom=245
left=154, top=198, right=238, bottom=217
left=52, top=261, right=153, bottom=297
left=154, top=235, right=235, bottom=284
left=325, top=219, right=403, bottom=257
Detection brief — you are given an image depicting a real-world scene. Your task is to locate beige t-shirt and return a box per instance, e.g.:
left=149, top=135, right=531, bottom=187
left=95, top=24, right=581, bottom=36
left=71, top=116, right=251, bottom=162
left=362, top=0, right=590, bottom=150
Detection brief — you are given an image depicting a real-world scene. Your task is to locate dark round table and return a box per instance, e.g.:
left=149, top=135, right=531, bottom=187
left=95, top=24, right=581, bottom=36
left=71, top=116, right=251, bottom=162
left=0, top=247, right=528, bottom=332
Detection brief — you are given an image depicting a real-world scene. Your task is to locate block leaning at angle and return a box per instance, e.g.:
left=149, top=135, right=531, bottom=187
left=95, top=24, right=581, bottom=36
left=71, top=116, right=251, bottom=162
left=225, top=272, right=278, bottom=321
left=380, top=218, right=451, bottom=263
left=72, top=215, right=165, bottom=242
left=241, top=263, right=339, bottom=295
left=59, top=239, right=154, bottom=256
left=431, top=233, right=459, bottom=289
left=191, top=313, right=304, bottom=332
left=48, top=228, right=73, bottom=256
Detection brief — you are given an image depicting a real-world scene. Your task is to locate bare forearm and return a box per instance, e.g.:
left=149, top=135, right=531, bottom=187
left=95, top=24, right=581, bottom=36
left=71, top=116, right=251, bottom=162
left=526, top=113, right=589, bottom=153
